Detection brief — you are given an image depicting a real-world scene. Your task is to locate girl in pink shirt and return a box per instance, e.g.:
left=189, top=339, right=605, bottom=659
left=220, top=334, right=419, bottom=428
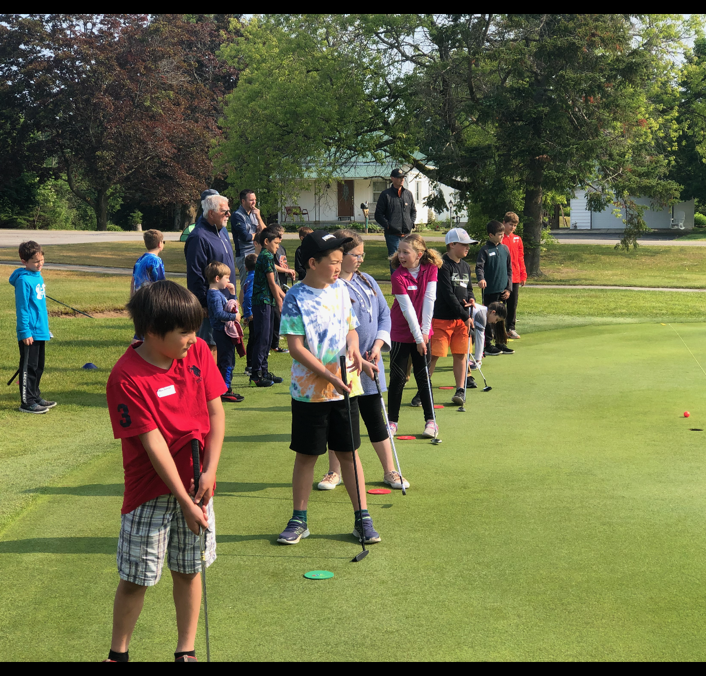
left=388, top=234, right=443, bottom=438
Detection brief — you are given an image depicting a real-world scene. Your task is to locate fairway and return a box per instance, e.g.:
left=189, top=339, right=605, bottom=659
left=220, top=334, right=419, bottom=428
left=2, top=316, right=706, bottom=660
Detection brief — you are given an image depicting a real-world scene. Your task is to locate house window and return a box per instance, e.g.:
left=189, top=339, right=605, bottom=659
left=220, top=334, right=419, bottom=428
left=371, top=180, right=388, bottom=213
left=415, top=181, right=421, bottom=204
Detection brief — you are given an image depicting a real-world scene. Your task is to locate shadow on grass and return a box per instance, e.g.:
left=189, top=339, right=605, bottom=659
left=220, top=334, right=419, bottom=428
left=24, top=484, right=123, bottom=496
left=224, top=406, right=290, bottom=413
left=0, top=537, right=117, bottom=554
left=216, top=482, right=291, bottom=494
left=224, top=434, right=290, bottom=443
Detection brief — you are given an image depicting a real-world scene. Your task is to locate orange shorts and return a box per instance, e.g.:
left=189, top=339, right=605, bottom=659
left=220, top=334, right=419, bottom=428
left=431, top=318, right=469, bottom=357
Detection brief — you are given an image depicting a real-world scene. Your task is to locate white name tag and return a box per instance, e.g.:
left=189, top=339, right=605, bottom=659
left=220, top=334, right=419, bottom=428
left=407, top=285, right=418, bottom=291
left=460, top=282, right=467, bottom=288
left=489, top=251, right=496, bottom=257
left=157, top=385, right=176, bottom=398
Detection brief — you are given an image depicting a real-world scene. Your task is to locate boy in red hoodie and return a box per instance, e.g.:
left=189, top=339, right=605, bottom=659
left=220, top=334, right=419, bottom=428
left=502, top=212, right=527, bottom=339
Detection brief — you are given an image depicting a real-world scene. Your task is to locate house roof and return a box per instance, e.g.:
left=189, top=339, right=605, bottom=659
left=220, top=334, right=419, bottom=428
left=305, top=152, right=426, bottom=180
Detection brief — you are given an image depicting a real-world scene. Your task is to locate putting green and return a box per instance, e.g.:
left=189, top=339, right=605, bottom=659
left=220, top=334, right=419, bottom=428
left=2, top=322, right=706, bottom=661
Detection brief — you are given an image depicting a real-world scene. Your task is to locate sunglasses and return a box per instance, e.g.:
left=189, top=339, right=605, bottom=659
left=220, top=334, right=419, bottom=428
left=344, top=252, right=366, bottom=261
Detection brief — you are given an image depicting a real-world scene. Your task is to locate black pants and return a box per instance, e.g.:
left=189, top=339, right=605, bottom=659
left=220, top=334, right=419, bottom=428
left=388, top=341, right=433, bottom=423
left=251, top=304, right=272, bottom=375
left=212, top=328, right=235, bottom=390
left=18, top=340, right=45, bottom=406
left=482, top=291, right=505, bottom=347
left=246, top=321, right=254, bottom=368
left=506, top=283, right=519, bottom=331
left=271, top=304, right=281, bottom=349
left=357, top=393, right=389, bottom=443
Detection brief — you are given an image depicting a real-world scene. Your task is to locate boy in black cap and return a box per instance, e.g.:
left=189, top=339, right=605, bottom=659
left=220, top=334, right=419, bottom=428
left=277, top=231, right=382, bottom=546
left=374, top=168, right=417, bottom=270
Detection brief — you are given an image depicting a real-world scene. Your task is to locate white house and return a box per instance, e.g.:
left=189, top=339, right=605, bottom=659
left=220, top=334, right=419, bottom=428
left=569, top=190, right=695, bottom=230
left=279, top=157, right=465, bottom=225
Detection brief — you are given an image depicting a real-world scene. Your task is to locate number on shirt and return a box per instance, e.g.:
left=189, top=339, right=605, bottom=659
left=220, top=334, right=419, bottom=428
left=117, top=404, right=132, bottom=428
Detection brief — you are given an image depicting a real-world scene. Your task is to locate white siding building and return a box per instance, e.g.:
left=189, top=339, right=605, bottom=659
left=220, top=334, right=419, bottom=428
left=569, top=190, right=695, bottom=231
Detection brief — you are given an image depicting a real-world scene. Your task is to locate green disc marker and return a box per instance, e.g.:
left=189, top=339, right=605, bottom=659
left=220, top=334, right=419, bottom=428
left=304, top=570, right=334, bottom=580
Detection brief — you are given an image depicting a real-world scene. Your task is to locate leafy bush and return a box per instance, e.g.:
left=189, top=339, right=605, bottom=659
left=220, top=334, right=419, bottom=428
left=128, top=210, right=143, bottom=227
left=106, top=224, right=123, bottom=231
left=694, top=212, right=706, bottom=226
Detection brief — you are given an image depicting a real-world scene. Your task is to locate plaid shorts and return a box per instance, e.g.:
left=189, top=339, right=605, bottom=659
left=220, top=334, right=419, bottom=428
left=117, top=494, right=216, bottom=586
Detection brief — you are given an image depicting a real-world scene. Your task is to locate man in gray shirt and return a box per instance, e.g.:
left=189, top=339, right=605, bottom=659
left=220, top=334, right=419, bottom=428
left=231, top=189, right=266, bottom=294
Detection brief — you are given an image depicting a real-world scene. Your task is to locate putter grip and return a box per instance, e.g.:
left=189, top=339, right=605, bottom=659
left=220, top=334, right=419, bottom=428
left=339, top=355, right=348, bottom=386
left=191, top=439, right=201, bottom=504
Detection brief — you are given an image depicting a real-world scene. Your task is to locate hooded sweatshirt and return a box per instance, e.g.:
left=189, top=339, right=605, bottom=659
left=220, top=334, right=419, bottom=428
left=9, top=268, right=51, bottom=342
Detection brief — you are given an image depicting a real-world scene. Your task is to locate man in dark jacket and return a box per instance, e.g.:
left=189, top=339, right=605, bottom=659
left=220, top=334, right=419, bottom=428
left=374, top=168, right=416, bottom=270
left=475, top=220, right=513, bottom=356
left=184, top=191, right=237, bottom=357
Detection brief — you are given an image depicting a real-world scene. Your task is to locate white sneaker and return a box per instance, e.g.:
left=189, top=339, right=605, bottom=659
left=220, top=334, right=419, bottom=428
left=422, top=420, right=439, bottom=438
left=317, top=471, right=342, bottom=490
left=383, top=471, right=410, bottom=490
left=388, top=422, right=398, bottom=436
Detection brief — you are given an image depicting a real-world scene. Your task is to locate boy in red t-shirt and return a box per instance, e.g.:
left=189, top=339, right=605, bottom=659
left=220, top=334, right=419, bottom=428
left=105, top=281, right=227, bottom=663
left=502, top=212, right=527, bottom=339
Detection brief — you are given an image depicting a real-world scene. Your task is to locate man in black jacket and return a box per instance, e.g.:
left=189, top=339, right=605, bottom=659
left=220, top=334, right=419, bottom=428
left=374, top=168, right=416, bottom=272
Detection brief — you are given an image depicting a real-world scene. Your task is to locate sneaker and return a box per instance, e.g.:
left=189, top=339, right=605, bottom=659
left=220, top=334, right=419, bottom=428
left=221, top=390, right=244, bottom=403
left=175, top=656, right=198, bottom=662
left=317, top=471, right=342, bottom=490
left=485, top=345, right=502, bottom=357
left=507, top=329, right=521, bottom=339
left=273, top=347, right=289, bottom=354
left=244, top=366, right=252, bottom=375
left=497, top=344, right=515, bottom=354
left=466, top=376, right=477, bottom=389
left=383, top=470, right=410, bottom=490
left=452, top=388, right=465, bottom=405
left=469, top=361, right=480, bottom=371
left=265, top=370, right=283, bottom=384
left=277, top=518, right=310, bottom=545
left=38, top=398, right=57, bottom=409
left=250, top=371, right=274, bottom=387
left=422, top=420, right=439, bottom=438
left=353, top=517, right=381, bottom=544
left=388, top=422, right=398, bottom=436
left=19, top=403, right=49, bottom=414
left=410, top=392, right=422, bottom=407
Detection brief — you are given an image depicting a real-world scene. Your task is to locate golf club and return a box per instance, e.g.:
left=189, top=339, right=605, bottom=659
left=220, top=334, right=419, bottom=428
left=457, top=333, right=473, bottom=412
left=339, top=355, right=369, bottom=562
left=190, top=439, right=211, bottom=662
left=422, top=354, right=442, bottom=445
left=468, top=348, right=492, bottom=392
left=46, top=295, right=94, bottom=319
left=372, top=368, right=406, bottom=496
left=7, top=368, right=20, bottom=386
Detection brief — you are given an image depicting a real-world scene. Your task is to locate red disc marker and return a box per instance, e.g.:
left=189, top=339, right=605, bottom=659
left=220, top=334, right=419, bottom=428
left=367, top=488, right=392, bottom=495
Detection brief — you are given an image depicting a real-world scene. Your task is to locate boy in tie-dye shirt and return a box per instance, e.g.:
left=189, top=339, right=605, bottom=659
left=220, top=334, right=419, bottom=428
left=277, top=231, right=382, bottom=547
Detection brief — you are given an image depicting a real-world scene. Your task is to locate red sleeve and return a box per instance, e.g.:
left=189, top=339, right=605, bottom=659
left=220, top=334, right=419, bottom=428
left=518, top=238, right=527, bottom=281
left=429, top=264, right=439, bottom=283
left=106, top=376, right=158, bottom=440
left=391, top=269, right=407, bottom=296
left=195, top=338, right=227, bottom=401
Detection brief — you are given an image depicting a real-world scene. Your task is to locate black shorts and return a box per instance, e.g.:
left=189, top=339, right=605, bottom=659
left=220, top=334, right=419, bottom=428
left=290, top=397, right=361, bottom=455
left=357, top=393, right=389, bottom=443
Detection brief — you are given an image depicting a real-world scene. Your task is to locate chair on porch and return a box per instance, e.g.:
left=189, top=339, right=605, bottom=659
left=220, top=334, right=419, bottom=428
left=284, top=206, right=309, bottom=222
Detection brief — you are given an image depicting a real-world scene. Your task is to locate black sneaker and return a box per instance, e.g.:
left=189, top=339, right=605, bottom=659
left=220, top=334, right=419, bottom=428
left=250, top=371, right=274, bottom=388
left=277, top=518, right=310, bottom=544
left=244, top=366, right=252, bottom=376
left=485, top=345, right=502, bottom=356
left=497, top=344, right=515, bottom=354
left=38, top=398, right=57, bottom=409
left=19, top=403, right=49, bottom=414
left=265, top=370, right=283, bottom=384
left=221, top=390, right=245, bottom=403
left=410, top=392, right=422, bottom=407
left=466, top=376, right=477, bottom=389
left=353, top=517, right=381, bottom=544
left=452, top=388, right=465, bottom=405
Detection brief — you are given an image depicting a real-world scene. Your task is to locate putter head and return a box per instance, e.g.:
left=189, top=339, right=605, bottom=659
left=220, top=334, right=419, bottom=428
left=483, top=386, right=492, bottom=392
left=352, top=550, right=369, bottom=562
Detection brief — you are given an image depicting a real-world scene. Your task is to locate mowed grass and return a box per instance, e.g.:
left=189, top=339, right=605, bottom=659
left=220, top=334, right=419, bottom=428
left=3, top=239, right=706, bottom=288
left=4, top=267, right=706, bottom=659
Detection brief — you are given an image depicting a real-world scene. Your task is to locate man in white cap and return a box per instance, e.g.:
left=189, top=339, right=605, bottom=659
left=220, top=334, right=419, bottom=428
left=410, top=227, right=479, bottom=407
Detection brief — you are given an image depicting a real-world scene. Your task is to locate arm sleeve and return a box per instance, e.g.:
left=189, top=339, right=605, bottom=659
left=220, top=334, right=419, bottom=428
left=410, top=193, right=417, bottom=225
left=207, top=292, right=236, bottom=324
left=185, top=238, right=209, bottom=307
left=294, top=247, right=306, bottom=280
left=106, top=377, right=157, bottom=440
left=473, top=308, right=486, bottom=362
left=371, top=277, right=391, bottom=350
left=231, top=212, right=249, bottom=243
left=475, top=248, right=486, bottom=283
left=395, top=294, right=423, bottom=343
left=14, top=278, right=32, bottom=340
left=505, top=248, right=513, bottom=293
left=421, top=281, right=437, bottom=336
left=243, top=280, right=253, bottom=317
left=518, top=238, right=527, bottom=282
left=280, top=293, right=306, bottom=336
left=374, top=193, right=390, bottom=230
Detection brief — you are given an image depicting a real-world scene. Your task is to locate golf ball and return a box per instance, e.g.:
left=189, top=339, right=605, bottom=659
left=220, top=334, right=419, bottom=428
left=684, top=411, right=690, bottom=418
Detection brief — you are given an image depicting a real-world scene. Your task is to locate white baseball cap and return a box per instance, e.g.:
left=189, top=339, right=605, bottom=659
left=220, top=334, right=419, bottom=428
left=445, top=228, right=478, bottom=245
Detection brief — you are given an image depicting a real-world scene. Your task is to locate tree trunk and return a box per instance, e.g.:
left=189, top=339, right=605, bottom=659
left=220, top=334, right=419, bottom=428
left=523, top=163, right=544, bottom=276
left=174, top=203, right=184, bottom=232
left=94, top=189, right=109, bottom=231
left=552, top=204, right=560, bottom=229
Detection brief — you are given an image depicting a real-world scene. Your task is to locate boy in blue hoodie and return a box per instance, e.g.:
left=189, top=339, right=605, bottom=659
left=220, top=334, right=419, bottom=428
left=9, top=241, right=55, bottom=414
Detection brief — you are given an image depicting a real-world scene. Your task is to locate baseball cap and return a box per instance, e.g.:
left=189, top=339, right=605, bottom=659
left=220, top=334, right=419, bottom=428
left=390, top=168, right=405, bottom=178
left=300, top=230, right=353, bottom=264
left=445, top=228, right=478, bottom=245
left=201, top=189, right=219, bottom=201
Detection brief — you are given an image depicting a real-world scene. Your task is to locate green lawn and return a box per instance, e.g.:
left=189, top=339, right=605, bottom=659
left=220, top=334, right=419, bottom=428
left=3, top=239, right=706, bottom=288
left=3, top=267, right=706, bottom=660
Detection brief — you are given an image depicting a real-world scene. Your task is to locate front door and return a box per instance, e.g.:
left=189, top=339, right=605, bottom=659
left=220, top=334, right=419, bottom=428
left=337, top=180, right=354, bottom=219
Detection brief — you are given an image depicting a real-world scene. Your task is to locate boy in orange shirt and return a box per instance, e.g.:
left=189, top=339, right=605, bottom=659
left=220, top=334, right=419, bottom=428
left=501, top=212, right=527, bottom=339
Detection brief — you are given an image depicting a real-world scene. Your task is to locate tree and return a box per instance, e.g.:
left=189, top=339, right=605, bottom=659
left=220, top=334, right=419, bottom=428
left=0, top=14, right=238, bottom=230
